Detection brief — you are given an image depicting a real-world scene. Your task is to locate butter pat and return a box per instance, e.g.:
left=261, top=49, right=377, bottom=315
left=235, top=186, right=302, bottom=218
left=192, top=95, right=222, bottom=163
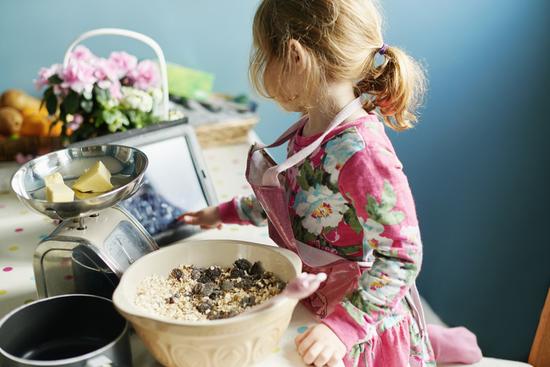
left=44, top=172, right=64, bottom=186
left=46, top=183, right=75, bottom=202
left=72, top=161, right=113, bottom=193
left=74, top=190, right=101, bottom=200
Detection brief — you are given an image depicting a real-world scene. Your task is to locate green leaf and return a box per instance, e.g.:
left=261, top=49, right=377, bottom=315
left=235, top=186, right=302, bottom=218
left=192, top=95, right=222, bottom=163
left=94, top=87, right=110, bottom=107
left=80, top=100, right=93, bottom=113
left=297, top=174, right=310, bottom=191
left=63, top=91, right=80, bottom=114
left=44, top=87, right=57, bottom=115
left=344, top=207, right=363, bottom=234
left=380, top=180, right=397, bottom=211
left=302, top=160, right=314, bottom=179
left=366, top=195, right=380, bottom=221
left=378, top=211, right=405, bottom=226
left=47, top=74, right=63, bottom=85
left=302, top=231, right=316, bottom=243
left=337, top=245, right=361, bottom=255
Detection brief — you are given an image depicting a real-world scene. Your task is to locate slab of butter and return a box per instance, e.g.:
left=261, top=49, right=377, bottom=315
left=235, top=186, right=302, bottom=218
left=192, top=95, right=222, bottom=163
left=74, top=190, right=101, bottom=200
left=46, top=182, right=75, bottom=202
left=44, top=172, right=74, bottom=202
left=72, top=161, right=113, bottom=193
left=44, top=172, right=64, bottom=186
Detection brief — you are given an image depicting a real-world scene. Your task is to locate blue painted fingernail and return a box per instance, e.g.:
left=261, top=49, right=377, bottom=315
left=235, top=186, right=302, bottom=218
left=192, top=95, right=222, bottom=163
left=297, top=326, right=308, bottom=334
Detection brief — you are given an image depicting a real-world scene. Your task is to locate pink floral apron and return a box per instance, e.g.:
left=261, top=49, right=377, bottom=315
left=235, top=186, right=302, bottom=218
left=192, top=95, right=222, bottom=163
left=246, top=97, right=428, bottom=338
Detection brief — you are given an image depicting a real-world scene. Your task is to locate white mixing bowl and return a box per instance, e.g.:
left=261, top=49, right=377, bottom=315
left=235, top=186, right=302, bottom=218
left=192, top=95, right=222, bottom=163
left=113, top=239, right=302, bottom=367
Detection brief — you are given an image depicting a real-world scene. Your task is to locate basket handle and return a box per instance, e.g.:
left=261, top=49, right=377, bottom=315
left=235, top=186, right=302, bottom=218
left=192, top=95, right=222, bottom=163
left=63, top=28, right=169, bottom=119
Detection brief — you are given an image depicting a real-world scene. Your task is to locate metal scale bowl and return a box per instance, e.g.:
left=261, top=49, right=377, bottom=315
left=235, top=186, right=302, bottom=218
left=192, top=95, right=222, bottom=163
left=11, top=144, right=158, bottom=299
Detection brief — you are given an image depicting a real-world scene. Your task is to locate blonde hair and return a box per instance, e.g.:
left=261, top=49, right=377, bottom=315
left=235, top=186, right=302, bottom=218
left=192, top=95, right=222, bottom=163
left=250, top=0, right=426, bottom=131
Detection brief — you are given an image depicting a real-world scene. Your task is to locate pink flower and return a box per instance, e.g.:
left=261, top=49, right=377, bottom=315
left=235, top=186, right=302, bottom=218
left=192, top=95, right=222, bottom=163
left=61, top=58, right=97, bottom=95
left=34, top=64, right=62, bottom=90
left=128, top=60, right=160, bottom=90
left=70, top=45, right=96, bottom=62
left=108, top=51, right=137, bottom=79
left=15, top=153, right=34, bottom=164
left=93, top=58, right=118, bottom=82
left=109, top=80, right=122, bottom=100
left=68, top=114, right=83, bottom=131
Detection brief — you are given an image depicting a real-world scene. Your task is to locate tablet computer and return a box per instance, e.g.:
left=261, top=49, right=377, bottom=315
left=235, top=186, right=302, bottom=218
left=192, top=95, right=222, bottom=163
left=71, top=119, right=217, bottom=245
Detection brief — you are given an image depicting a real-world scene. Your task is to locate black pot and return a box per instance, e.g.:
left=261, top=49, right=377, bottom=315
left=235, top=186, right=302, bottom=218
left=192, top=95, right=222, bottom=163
left=72, top=247, right=119, bottom=299
left=0, top=294, right=131, bottom=366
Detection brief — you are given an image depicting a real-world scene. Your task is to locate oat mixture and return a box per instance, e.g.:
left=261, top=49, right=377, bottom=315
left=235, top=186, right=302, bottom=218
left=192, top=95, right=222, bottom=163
left=135, top=259, right=286, bottom=320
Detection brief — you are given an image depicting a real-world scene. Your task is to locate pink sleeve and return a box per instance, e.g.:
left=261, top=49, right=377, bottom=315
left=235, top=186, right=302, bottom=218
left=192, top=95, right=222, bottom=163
left=217, top=195, right=267, bottom=226
left=322, top=143, right=422, bottom=349
left=218, top=198, right=247, bottom=225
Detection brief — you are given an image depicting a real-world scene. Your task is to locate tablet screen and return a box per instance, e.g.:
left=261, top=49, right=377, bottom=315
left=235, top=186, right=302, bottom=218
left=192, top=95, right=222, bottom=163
left=120, top=136, right=208, bottom=235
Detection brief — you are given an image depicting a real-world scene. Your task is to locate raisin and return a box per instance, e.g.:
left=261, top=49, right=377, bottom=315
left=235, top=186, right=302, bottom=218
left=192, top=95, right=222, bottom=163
left=250, top=261, right=264, bottom=276
left=166, top=297, right=175, bottom=304
left=237, top=277, right=254, bottom=290
left=221, top=279, right=234, bottom=291
left=230, top=267, right=245, bottom=279
left=240, top=295, right=256, bottom=307
left=190, top=269, right=201, bottom=280
left=193, top=283, right=205, bottom=295
left=170, top=268, right=183, bottom=281
left=205, top=266, right=221, bottom=279
left=202, top=282, right=216, bottom=297
left=196, top=303, right=211, bottom=314
left=234, top=258, right=252, bottom=271
left=198, top=273, right=211, bottom=283
left=209, top=289, right=223, bottom=300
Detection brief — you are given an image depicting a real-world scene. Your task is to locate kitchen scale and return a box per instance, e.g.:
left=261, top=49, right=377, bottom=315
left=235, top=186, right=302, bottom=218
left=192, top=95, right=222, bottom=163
left=11, top=144, right=158, bottom=298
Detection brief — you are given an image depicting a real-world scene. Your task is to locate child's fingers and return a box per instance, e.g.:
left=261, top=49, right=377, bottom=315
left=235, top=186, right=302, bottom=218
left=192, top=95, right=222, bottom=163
left=303, top=341, right=323, bottom=365
left=179, top=214, right=201, bottom=225
left=294, top=326, right=313, bottom=346
left=313, top=349, right=333, bottom=367
left=177, top=212, right=196, bottom=223
left=297, top=331, right=316, bottom=356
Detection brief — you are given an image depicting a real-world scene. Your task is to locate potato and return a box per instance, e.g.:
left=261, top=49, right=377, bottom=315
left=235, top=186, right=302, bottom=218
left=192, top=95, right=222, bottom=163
left=1, top=89, right=42, bottom=112
left=0, top=107, right=23, bottom=135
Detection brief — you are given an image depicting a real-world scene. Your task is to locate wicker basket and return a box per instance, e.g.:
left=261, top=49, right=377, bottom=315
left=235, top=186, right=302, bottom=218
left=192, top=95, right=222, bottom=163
left=0, top=137, right=64, bottom=161
left=193, top=116, right=258, bottom=148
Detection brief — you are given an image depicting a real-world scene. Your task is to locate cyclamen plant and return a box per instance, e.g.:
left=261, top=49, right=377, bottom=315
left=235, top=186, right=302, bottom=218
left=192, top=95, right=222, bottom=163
left=35, top=45, right=162, bottom=142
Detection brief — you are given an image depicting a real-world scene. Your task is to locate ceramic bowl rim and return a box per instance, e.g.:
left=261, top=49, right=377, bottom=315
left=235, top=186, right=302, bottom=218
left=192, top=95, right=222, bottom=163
left=113, top=239, right=302, bottom=327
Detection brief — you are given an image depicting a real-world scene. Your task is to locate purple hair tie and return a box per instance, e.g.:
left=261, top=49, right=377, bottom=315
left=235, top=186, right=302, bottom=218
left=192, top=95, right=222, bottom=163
left=378, top=43, right=389, bottom=55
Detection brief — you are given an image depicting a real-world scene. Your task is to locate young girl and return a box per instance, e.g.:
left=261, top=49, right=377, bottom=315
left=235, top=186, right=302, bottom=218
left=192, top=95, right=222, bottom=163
left=182, top=1, right=480, bottom=366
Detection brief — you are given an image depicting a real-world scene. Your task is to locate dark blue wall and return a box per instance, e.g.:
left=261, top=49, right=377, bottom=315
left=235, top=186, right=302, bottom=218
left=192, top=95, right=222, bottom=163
left=1, top=0, right=548, bottom=360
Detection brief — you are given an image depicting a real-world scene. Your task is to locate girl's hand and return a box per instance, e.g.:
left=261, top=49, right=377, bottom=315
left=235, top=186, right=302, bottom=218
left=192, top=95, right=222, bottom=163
left=295, top=324, right=346, bottom=367
left=177, top=206, right=222, bottom=230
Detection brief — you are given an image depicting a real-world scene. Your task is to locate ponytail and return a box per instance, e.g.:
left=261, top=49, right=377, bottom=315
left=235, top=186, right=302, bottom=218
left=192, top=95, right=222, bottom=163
left=357, top=46, right=427, bottom=131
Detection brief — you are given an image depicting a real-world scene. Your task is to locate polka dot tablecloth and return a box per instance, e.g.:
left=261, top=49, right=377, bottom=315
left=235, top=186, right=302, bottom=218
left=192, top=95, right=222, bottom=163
left=0, top=192, right=56, bottom=317
left=0, top=137, right=316, bottom=367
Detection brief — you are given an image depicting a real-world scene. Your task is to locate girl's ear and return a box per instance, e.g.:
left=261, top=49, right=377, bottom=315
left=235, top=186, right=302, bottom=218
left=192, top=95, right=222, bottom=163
left=288, top=39, right=308, bottom=72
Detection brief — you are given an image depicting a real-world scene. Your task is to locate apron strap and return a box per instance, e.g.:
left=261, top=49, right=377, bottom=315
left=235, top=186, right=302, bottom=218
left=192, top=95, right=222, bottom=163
left=262, top=96, right=365, bottom=186
left=252, top=115, right=308, bottom=152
